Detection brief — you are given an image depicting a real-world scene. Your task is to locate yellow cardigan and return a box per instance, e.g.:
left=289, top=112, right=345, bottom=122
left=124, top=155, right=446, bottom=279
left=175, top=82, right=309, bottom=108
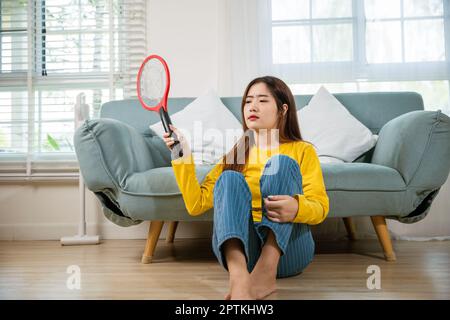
left=171, top=141, right=329, bottom=225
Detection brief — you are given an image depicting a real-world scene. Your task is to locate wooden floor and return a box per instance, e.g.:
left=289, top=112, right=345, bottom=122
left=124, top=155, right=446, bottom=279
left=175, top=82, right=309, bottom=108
left=0, top=238, right=449, bottom=299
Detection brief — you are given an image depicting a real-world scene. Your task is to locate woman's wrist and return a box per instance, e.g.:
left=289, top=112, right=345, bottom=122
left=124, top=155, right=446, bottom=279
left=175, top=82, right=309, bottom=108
left=171, top=150, right=193, bottom=164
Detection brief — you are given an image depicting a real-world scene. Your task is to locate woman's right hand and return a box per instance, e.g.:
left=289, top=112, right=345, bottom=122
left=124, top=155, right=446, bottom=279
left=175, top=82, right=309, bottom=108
left=162, top=124, right=191, bottom=159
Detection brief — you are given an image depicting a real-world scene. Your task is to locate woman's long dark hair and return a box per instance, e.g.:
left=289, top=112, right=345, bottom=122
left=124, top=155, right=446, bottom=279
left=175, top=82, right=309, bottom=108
left=221, top=76, right=305, bottom=173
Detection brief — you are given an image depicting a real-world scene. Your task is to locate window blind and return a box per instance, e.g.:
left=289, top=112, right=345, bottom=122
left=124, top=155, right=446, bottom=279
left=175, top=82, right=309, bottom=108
left=0, top=0, right=147, bottom=177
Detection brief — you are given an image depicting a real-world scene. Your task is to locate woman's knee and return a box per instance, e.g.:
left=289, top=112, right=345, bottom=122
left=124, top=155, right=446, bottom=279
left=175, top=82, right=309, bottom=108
left=214, top=170, right=250, bottom=197
left=260, top=155, right=303, bottom=195
left=263, top=154, right=300, bottom=176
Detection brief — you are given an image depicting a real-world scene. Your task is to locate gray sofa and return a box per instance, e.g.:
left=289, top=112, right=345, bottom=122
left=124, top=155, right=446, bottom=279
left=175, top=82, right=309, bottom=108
left=74, top=92, right=450, bottom=263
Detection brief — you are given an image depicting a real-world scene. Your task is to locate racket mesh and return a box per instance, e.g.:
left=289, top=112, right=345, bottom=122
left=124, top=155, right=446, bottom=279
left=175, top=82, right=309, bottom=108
left=139, top=58, right=166, bottom=107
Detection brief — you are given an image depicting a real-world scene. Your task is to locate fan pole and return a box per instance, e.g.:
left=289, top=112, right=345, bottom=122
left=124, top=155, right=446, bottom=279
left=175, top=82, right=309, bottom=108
left=60, top=93, right=100, bottom=246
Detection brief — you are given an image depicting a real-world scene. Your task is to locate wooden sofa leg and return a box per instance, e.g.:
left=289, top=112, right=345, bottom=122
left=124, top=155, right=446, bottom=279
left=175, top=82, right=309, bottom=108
left=370, top=216, right=396, bottom=262
left=141, top=220, right=164, bottom=264
left=342, top=217, right=356, bottom=240
left=166, top=221, right=179, bottom=243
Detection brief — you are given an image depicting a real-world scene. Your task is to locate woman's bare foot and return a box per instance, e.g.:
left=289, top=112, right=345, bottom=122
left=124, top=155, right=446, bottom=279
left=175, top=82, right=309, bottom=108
left=225, top=275, right=276, bottom=300
left=250, top=268, right=277, bottom=300
left=226, top=272, right=255, bottom=300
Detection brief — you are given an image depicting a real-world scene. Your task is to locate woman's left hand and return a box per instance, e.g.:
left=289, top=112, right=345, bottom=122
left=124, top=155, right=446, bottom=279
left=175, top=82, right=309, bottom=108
left=263, top=195, right=298, bottom=223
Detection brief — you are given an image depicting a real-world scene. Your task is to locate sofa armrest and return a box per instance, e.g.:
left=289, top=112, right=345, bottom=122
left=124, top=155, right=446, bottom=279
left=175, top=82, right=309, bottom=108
left=74, top=118, right=169, bottom=191
left=371, top=110, right=450, bottom=189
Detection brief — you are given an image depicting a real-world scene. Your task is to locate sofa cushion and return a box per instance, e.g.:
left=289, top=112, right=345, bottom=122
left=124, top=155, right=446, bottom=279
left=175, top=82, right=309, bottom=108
left=122, top=162, right=405, bottom=196
left=319, top=156, right=345, bottom=164
left=321, top=163, right=405, bottom=191
left=298, top=86, right=378, bottom=162
left=123, top=164, right=214, bottom=196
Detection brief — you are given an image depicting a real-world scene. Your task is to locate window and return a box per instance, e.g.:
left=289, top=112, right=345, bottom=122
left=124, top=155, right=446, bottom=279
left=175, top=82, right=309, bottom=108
left=365, top=0, right=445, bottom=63
left=0, top=0, right=146, bottom=175
left=266, top=0, right=450, bottom=114
left=272, top=0, right=353, bottom=64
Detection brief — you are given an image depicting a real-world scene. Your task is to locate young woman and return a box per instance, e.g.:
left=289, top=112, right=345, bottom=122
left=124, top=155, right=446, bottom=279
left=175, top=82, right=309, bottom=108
left=163, top=76, right=329, bottom=300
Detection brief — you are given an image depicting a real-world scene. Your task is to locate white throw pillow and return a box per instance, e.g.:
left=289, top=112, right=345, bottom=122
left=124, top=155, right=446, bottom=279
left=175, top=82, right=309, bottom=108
left=150, top=89, right=243, bottom=165
left=318, top=156, right=345, bottom=164
left=297, top=86, right=378, bottom=163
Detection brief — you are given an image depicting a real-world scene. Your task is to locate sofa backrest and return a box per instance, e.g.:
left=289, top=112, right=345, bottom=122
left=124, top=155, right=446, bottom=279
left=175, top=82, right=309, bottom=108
left=100, top=91, right=424, bottom=136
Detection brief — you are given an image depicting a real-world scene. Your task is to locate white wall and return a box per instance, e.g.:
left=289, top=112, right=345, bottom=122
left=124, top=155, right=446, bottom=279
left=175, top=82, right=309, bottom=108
left=0, top=181, right=214, bottom=240
left=147, top=0, right=219, bottom=97
left=0, top=0, right=448, bottom=241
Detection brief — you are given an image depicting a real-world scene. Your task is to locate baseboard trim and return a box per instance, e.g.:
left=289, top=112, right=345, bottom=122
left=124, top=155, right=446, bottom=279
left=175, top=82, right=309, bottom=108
left=0, top=221, right=213, bottom=241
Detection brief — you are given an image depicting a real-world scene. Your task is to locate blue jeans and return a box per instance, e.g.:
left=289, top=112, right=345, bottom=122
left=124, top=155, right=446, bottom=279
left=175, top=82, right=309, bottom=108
left=212, top=155, right=315, bottom=278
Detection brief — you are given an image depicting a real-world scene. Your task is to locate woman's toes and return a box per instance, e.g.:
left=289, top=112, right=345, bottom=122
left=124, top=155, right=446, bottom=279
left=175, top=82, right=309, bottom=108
left=228, top=276, right=256, bottom=300
left=250, top=274, right=277, bottom=300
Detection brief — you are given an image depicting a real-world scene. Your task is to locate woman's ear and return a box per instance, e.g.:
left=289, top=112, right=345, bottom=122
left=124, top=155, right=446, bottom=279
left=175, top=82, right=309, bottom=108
left=282, top=104, right=288, bottom=116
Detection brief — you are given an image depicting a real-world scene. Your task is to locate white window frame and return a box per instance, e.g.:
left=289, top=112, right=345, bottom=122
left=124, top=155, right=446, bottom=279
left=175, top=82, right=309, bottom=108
left=260, top=0, right=450, bottom=86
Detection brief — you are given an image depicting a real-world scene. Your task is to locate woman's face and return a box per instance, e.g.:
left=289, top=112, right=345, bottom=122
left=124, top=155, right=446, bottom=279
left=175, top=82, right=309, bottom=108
left=243, top=82, right=282, bottom=131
